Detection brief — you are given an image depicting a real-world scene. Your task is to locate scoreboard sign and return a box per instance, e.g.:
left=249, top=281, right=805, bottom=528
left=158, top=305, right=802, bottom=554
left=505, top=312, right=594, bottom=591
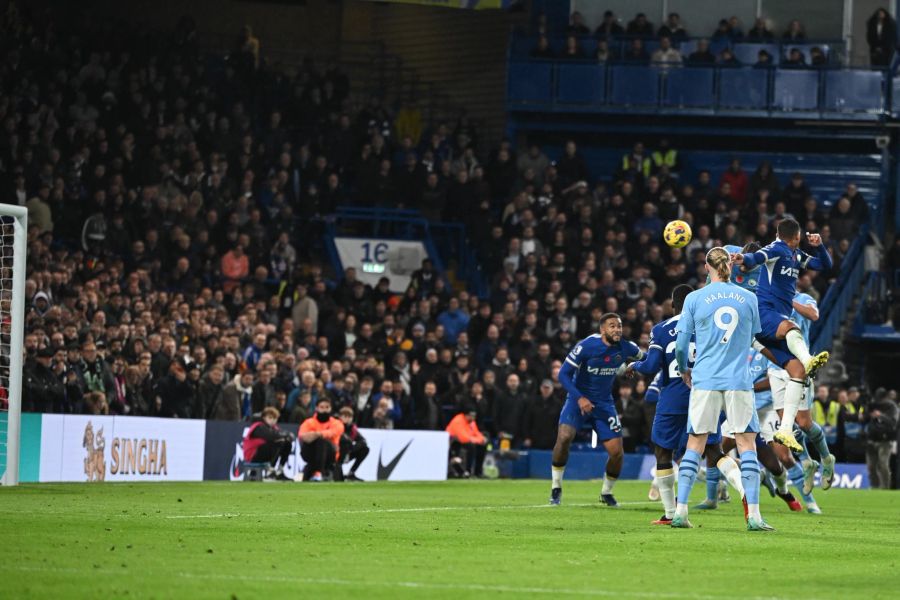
left=333, top=237, right=429, bottom=291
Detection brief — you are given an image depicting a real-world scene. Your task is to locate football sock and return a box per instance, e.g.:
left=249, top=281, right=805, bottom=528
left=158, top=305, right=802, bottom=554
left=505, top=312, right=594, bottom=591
left=740, top=450, right=761, bottom=520
left=675, top=449, right=702, bottom=516
left=551, top=465, right=564, bottom=489
left=780, top=378, right=806, bottom=433
left=705, top=466, right=720, bottom=502
left=787, top=463, right=816, bottom=505
left=806, top=422, right=831, bottom=460
left=716, top=455, right=745, bottom=497
left=602, top=474, right=617, bottom=494
left=797, top=432, right=811, bottom=462
left=786, top=329, right=812, bottom=365
left=657, top=467, right=676, bottom=519
left=773, top=470, right=789, bottom=494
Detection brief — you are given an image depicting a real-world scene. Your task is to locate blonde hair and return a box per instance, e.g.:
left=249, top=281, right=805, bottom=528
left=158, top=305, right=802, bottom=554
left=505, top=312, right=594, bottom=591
left=706, top=247, right=731, bottom=282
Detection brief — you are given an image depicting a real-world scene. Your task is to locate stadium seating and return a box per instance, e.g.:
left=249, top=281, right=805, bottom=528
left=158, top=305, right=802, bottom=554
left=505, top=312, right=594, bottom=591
left=662, top=67, right=715, bottom=109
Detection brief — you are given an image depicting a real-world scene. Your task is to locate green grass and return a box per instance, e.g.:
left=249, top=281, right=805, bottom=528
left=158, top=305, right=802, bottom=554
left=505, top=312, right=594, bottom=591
left=1, top=480, right=898, bottom=599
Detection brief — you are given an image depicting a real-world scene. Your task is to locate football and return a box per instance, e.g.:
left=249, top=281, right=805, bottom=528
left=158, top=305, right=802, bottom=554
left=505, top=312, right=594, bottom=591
left=663, top=220, right=692, bottom=248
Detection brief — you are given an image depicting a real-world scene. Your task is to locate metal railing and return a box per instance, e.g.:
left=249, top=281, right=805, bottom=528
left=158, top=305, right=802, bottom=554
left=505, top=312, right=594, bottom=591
left=811, top=226, right=870, bottom=354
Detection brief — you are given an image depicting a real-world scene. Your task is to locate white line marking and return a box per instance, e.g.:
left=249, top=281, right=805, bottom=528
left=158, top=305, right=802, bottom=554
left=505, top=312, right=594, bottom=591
left=1, top=565, right=785, bottom=600
left=162, top=501, right=658, bottom=519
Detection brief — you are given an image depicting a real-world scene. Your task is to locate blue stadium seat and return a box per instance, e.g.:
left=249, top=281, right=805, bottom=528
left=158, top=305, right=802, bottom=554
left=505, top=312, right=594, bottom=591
left=678, top=40, right=698, bottom=56
left=718, top=68, right=768, bottom=109
left=557, top=63, right=606, bottom=105
left=893, top=75, right=900, bottom=116
left=663, top=68, right=714, bottom=108
left=732, top=43, right=778, bottom=66
left=773, top=69, right=819, bottom=110
left=508, top=62, right=553, bottom=105
left=709, top=38, right=731, bottom=55
left=824, top=70, right=884, bottom=113
left=610, top=66, right=659, bottom=106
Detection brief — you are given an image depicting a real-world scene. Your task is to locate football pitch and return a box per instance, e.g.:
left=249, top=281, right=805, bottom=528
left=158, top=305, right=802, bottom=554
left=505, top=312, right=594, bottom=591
left=1, top=480, right=898, bottom=599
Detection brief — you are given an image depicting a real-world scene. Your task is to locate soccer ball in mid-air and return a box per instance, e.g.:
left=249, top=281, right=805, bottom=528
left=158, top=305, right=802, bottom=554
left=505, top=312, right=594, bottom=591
left=663, top=220, right=692, bottom=248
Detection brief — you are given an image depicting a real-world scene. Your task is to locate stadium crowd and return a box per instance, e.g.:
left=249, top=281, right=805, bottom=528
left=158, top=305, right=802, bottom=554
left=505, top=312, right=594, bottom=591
left=2, top=4, right=895, bottom=477
left=530, top=9, right=897, bottom=68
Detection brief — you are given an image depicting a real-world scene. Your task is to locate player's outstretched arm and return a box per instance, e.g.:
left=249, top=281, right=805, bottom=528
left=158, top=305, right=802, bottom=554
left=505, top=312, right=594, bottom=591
left=799, top=235, right=833, bottom=272
left=792, top=299, right=820, bottom=321
left=630, top=346, right=664, bottom=376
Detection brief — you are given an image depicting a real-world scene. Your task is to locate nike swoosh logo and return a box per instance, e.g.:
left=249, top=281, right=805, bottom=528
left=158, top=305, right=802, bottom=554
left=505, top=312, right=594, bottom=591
left=377, top=440, right=413, bottom=481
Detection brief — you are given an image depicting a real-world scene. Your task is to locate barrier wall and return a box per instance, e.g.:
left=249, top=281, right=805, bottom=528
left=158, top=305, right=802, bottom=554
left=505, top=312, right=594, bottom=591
left=16, top=414, right=871, bottom=488
left=18, top=414, right=449, bottom=484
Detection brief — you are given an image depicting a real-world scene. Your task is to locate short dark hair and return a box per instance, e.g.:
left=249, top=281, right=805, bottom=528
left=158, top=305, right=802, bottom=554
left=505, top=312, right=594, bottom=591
left=338, top=407, right=354, bottom=418
left=742, top=241, right=762, bottom=254
left=777, top=218, right=801, bottom=239
left=672, top=285, right=693, bottom=313
left=599, top=312, right=621, bottom=326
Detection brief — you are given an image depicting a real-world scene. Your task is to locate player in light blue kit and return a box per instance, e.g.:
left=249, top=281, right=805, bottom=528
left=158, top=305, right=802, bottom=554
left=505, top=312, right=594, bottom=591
left=551, top=313, right=643, bottom=507
left=673, top=248, right=773, bottom=531
left=626, top=285, right=745, bottom=525
left=767, top=287, right=837, bottom=496
left=731, top=218, right=832, bottom=452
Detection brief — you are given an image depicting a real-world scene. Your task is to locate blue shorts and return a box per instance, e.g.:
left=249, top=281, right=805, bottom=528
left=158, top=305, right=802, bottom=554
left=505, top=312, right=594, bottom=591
left=559, top=399, right=622, bottom=441
left=651, top=412, right=722, bottom=453
left=756, top=309, right=795, bottom=368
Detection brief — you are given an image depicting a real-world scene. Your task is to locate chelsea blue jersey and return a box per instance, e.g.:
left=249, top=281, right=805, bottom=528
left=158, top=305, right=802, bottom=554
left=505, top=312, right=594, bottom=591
left=564, top=334, right=642, bottom=406
left=741, top=239, right=832, bottom=317
left=645, top=372, right=661, bottom=404
left=677, top=282, right=761, bottom=390
left=646, top=315, right=692, bottom=415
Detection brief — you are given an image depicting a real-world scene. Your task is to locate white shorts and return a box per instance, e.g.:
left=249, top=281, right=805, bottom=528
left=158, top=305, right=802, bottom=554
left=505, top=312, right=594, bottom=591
left=757, top=406, right=779, bottom=444
left=689, top=389, right=759, bottom=436
left=768, top=368, right=812, bottom=411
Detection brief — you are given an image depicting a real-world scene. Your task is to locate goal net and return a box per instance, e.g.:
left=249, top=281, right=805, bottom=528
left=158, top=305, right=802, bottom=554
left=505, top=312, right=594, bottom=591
left=0, top=205, right=27, bottom=486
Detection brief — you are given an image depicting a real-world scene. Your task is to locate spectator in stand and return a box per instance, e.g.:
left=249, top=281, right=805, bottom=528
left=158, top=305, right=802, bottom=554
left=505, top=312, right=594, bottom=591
left=337, top=407, right=369, bottom=481
left=561, top=35, right=586, bottom=60
left=810, top=47, right=827, bottom=67
left=658, top=13, right=688, bottom=41
left=844, top=183, right=869, bottom=224
left=530, top=35, right=554, bottom=59
left=651, top=37, right=682, bottom=67
left=749, top=161, right=781, bottom=204
left=720, top=158, right=748, bottom=206
left=867, top=9, right=897, bottom=66
left=595, top=10, right=624, bottom=39
left=568, top=11, right=591, bottom=36
left=627, top=13, right=655, bottom=37
left=863, top=388, right=899, bottom=488
left=622, top=38, right=649, bottom=64
left=24, top=347, right=66, bottom=413
left=711, top=19, right=732, bottom=42
left=221, top=244, right=250, bottom=294
left=596, top=40, right=612, bottom=63
left=718, top=48, right=740, bottom=66
left=783, top=20, right=806, bottom=42
left=687, top=39, right=716, bottom=65
left=728, top=16, right=744, bottom=41
left=747, top=17, right=775, bottom=41
left=783, top=48, right=808, bottom=68
left=783, top=172, right=811, bottom=216
left=446, top=407, right=487, bottom=478
left=242, top=407, right=293, bottom=480
left=299, top=397, right=344, bottom=482
left=754, top=50, right=774, bottom=68
left=829, top=197, right=858, bottom=242
left=524, top=380, right=564, bottom=449
left=556, top=140, right=589, bottom=189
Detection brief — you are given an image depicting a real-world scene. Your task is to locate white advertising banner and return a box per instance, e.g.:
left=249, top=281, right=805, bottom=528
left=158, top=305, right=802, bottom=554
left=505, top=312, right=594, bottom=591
left=224, top=427, right=449, bottom=482
left=333, top=237, right=428, bottom=291
left=39, top=414, right=206, bottom=482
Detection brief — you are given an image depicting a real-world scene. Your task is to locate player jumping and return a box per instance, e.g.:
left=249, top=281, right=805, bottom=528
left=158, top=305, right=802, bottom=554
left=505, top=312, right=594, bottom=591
left=551, top=313, right=642, bottom=507
left=673, top=248, right=773, bottom=531
left=731, top=218, right=832, bottom=453
left=626, top=285, right=746, bottom=525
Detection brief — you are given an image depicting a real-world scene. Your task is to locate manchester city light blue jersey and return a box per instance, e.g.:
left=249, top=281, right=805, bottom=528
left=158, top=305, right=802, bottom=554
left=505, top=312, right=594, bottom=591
left=748, top=348, right=773, bottom=409
left=791, top=292, right=816, bottom=343
left=564, top=334, right=641, bottom=405
left=724, top=244, right=761, bottom=293
left=676, top=282, right=761, bottom=390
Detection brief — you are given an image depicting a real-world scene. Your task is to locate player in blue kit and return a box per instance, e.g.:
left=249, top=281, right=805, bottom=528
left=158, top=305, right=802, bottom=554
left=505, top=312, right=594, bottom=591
left=673, top=248, right=773, bottom=531
left=551, top=313, right=643, bottom=507
left=731, top=218, right=832, bottom=453
left=767, top=289, right=836, bottom=495
left=627, top=285, right=746, bottom=525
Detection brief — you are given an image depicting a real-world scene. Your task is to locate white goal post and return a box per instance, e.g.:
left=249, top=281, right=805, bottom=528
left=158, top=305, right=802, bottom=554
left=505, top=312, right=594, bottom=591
left=0, top=204, right=27, bottom=486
